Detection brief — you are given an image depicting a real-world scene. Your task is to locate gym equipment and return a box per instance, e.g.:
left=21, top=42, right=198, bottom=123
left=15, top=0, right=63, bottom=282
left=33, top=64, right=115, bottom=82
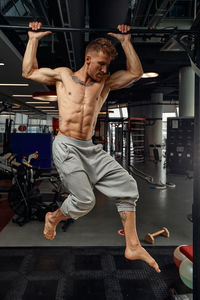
left=127, top=164, right=176, bottom=189
left=173, top=245, right=187, bottom=268
left=179, top=258, right=193, bottom=290
left=144, top=227, right=170, bottom=244
left=166, top=117, right=194, bottom=174
left=0, top=152, right=20, bottom=175
left=0, top=24, right=198, bottom=35
left=7, top=153, right=61, bottom=226
left=3, top=119, right=13, bottom=155
left=129, top=117, right=146, bottom=163
left=0, top=150, right=70, bottom=228
left=173, top=245, right=193, bottom=290
left=180, top=245, right=193, bottom=262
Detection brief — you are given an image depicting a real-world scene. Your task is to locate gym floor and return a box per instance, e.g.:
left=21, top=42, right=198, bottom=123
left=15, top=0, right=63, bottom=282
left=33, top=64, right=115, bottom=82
left=0, top=159, right=193, bottom=248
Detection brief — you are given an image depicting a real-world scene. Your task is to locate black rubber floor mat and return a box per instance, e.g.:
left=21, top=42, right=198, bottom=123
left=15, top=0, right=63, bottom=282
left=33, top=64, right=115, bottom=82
left=0, top=246, right=192, bottom=300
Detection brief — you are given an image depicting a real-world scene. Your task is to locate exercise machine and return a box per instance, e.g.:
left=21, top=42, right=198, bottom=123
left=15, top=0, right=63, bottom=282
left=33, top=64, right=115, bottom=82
left=0, top=151, right=71, bottom=228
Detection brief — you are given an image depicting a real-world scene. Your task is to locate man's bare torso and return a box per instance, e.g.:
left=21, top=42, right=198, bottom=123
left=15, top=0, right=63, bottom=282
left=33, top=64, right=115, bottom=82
left=56, top=68, right=109, bottom=140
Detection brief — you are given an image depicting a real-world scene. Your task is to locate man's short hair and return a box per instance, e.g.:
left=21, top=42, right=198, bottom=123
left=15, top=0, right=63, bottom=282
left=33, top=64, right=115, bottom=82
left=86, top=38, right=117, bottom=60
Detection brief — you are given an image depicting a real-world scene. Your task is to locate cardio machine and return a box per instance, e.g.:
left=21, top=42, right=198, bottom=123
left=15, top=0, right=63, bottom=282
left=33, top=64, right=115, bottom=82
left=0, top=151, right=72, bottom=228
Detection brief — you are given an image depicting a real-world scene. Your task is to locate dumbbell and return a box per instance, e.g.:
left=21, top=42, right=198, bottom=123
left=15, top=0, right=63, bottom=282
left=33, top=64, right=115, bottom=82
left=144, top=227, right=170, bottom=244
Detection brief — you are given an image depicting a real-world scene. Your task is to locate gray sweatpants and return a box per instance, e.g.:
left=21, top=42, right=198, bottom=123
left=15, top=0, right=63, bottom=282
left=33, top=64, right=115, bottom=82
left=52, top=135, right=139, bottom=220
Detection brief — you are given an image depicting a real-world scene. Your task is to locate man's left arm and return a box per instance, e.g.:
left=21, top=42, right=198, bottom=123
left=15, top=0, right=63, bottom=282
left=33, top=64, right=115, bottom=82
left=105, top=25, right=143, bottom=91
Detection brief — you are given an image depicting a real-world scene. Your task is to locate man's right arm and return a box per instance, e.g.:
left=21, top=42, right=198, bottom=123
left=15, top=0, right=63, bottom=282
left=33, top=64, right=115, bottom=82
left=22, top=22, right=63, bottom=85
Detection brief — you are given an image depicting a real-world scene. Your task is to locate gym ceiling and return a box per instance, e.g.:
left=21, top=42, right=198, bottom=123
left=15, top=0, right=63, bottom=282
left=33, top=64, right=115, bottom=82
left=0, top=0, right=199, bottom=117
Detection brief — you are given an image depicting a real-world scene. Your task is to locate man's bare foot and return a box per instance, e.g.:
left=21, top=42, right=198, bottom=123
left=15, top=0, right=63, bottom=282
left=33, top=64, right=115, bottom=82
left=43, top=212, right=57, bottom=240
left=125, top=245, right=161, bottom=273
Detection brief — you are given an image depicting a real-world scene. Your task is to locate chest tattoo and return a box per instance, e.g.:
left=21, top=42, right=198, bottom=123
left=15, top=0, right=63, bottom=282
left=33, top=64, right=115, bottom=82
left=71, top=75, right=94, bottom=87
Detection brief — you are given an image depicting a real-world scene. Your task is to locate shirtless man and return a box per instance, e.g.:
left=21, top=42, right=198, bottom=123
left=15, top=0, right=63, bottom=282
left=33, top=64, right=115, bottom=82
left=22, top=22, right=160, bottom=273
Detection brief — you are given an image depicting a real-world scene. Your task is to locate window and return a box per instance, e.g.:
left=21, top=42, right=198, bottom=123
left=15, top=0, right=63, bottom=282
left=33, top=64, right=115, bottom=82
left=108, top=106, right=128, bottom=119
left=162, top=112, right=177, bottom=144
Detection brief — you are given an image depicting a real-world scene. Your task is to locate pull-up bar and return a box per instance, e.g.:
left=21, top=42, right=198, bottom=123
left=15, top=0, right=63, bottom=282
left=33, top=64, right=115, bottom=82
left=0, top=24, right=198, bottom=35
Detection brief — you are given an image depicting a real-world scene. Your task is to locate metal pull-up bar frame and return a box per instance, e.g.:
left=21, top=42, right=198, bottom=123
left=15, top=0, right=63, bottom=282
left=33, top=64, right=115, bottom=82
left=0, top=24, right=198, bottom=35
left=0, top=21, right=200, bottom=300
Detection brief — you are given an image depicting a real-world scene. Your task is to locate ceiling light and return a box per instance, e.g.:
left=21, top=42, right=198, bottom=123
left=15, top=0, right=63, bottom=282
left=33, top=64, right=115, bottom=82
left=13, top=103, right=20, bottom=107
left=99, top=111, right=114, bottom=114
left=0, top=112, right=15, bottom=117
left=26, top=101, right=50, bottom=104
left=142, top=72, right=159, bottom=78
left=32, top=91, right=57, bottom=101
left=41, top=110, right=59, bottom=112
left=35, top=106, right=55, bottom=109
left=0, top=83, right=29, bottom=86
left=41, top=110, right=59, bottom=114
left=12, top=94, right=33, bottom=97
left=0, top=63, right=5, bottom=66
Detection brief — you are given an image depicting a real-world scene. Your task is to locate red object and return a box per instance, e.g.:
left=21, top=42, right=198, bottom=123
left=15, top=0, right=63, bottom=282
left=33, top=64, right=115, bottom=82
left=0, top=180, right=14, bottom=232
left=33, top=91, right=56, bottom=96
left=180, top=245, right=193, bottom=262
left=18, top=125, right=26, bottom=132
left=0, top=200, right=14, bottom=232
left=117, top=229, right=125, bottom=236
left=32, top=91, right=57, bottom=98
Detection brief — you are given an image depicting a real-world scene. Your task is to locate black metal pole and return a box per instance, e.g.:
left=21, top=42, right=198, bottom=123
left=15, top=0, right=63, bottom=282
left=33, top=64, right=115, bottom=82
left=193, top=31, right=200, bottom=300
left=0, top=24, right=198, bottom=35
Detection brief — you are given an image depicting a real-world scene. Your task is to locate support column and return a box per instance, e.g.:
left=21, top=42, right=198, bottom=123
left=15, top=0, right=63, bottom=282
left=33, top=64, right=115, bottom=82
left=179, top=66, right=195, bottom=117
left=148, top=93, right=163, bottom=159
left=46, top=115, right=53, bottom=133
